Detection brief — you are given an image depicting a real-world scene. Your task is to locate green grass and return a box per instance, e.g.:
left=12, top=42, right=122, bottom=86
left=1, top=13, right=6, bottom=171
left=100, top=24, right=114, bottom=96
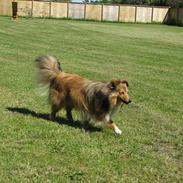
left=0, top=16, right=183, bottom=182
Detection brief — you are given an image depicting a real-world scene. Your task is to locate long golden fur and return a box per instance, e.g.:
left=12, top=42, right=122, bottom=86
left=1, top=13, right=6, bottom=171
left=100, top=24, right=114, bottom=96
left=35, top=55, right=131, bottom=135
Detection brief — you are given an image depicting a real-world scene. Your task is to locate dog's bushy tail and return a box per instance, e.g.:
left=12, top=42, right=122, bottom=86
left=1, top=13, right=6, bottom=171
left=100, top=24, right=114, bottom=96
left=35, top=55, right=62, bottom=86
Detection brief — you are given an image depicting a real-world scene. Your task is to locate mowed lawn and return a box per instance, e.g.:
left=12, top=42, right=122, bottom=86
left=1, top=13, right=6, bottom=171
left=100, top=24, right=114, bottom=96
left=0, top=16, right=183, bottom=182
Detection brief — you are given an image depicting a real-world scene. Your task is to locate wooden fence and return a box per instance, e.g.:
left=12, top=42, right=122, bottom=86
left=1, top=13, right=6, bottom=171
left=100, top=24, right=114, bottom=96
left=0, top=0, right=183, bottom=25
left=167, top=8, right=183, bottom=25
left=17, top=1, right=169, bottom=23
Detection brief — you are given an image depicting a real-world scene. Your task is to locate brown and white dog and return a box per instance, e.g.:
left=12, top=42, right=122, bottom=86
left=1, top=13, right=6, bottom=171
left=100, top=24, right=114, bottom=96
left=35, top=55, right=131, bottom=135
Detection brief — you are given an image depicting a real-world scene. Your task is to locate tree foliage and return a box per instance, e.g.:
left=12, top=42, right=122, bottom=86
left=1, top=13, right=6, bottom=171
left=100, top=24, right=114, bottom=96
left=84, top=0, right=183, bottom=7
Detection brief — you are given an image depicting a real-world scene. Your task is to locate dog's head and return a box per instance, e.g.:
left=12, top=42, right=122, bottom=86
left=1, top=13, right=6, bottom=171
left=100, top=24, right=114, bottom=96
left=108, top=79, right=131, bottom=105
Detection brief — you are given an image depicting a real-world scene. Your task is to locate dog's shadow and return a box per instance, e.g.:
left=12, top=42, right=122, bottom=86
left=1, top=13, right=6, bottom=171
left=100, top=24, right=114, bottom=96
left=6, top=107, right=102, bottom=132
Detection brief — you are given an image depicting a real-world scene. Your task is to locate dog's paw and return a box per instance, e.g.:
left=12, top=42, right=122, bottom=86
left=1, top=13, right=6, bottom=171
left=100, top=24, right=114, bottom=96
left=114, top=127, right=122, bottom=135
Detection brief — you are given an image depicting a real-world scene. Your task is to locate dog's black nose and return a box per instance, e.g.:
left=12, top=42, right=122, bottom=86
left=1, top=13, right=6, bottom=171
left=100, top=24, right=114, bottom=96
left=128, top=99, right=132, bottom=104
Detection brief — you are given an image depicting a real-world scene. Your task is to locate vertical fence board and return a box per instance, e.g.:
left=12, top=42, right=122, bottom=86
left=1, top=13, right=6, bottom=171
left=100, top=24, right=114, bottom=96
left=32, top=1, right=50, bottom=17
left=103, top=5, right=118, bottom=21
left=153, top=7, right=169, bottom=22
left=136, top=6, right=152, bottom=23
left=0, top=0, right=12, bottom=16
left=51, top=2, right=67, bottom=18
left=119, top=6, right=136, bottom=22
left=85, top=4, right=102, bottom=20
left=17, top=1, right=32, bottom=17
left=68, top=3, right=85, bottom=19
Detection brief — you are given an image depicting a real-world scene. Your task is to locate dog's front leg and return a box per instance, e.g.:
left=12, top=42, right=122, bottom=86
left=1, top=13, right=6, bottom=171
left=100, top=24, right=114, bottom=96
left=105, top=116, right=122, bottom=135
left=81, top=112, right=91, bottom=123
left=107, top=121, right=122, bottom=135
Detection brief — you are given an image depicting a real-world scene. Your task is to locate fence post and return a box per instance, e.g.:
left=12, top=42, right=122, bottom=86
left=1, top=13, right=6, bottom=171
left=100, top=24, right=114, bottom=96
left=12, top=1, right=18, bottom=19
left=67, top=2, right=69, bottom=18
left=176, top=7, right=179, bottom=25
left=151, top=6, right=154, bottom=22
left=118, top=5, right=120, bottom=22
left=31, top=0, right=34, bottom=17
left=135, top=5, right=137, bottom=22
left=49, top=2, right=52, bottom=18
left=101, top=4, right=103, bottom=21
left=84, top=3, right=86, bottom=20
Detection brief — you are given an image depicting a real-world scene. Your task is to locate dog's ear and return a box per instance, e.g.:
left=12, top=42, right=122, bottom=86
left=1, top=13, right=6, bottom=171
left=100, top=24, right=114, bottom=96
left=121, top=80, right=129, bottom=87
left=108, top=79, right=120, bottom=90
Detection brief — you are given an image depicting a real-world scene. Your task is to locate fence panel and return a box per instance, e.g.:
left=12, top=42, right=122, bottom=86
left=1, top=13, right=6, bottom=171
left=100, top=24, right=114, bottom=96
left=0, top=0, right=12, bottom=16
left=18, top=1, right=32, bottom=17
left=103, top=5, right=118, bottom=21
left=51, top=2, right=67, bottom=18
left=178, top=8, right=183, bottom=23
left=119, top=6, right=136, bottom=22
left=85, top=4, right=102, bottom=20
left=68, top=3, right=84, bottom=19
left=32, top=1, right=50, bottom=17
left=153, top=7, right=169, bottom=22
left=136, top=6, right=152, bottom=22
left=171, top=8, right=178, bottom=20
left=166, top=8, right=183, bottom=25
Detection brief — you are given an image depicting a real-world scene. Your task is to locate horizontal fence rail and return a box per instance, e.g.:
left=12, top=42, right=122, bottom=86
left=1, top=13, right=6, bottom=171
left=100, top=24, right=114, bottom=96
left=0, top=0, right=182, bottom=25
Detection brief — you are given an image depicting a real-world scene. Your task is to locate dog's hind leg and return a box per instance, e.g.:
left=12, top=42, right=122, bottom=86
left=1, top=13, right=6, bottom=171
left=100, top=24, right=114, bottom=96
left=49, top=90, right=65, bottom=121
left=50, top=104, right=61, bottom=121
left=66, top=107, right=73, bottom=122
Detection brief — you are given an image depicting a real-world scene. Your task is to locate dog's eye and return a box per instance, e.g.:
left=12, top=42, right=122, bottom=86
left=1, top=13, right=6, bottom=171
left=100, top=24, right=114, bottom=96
left=110, top=86, right=116, bottom=90
left=120, top=91, right=124, bottom=95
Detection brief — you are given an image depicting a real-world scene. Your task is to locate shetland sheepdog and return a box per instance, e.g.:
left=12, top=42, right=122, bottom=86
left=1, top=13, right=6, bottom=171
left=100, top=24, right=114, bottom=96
left=35, top=55, right=131, bottom=135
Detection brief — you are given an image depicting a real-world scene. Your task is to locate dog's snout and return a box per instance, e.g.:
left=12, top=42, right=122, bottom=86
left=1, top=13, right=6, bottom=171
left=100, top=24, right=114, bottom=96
left=121, top=99, right=131, bottom=104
